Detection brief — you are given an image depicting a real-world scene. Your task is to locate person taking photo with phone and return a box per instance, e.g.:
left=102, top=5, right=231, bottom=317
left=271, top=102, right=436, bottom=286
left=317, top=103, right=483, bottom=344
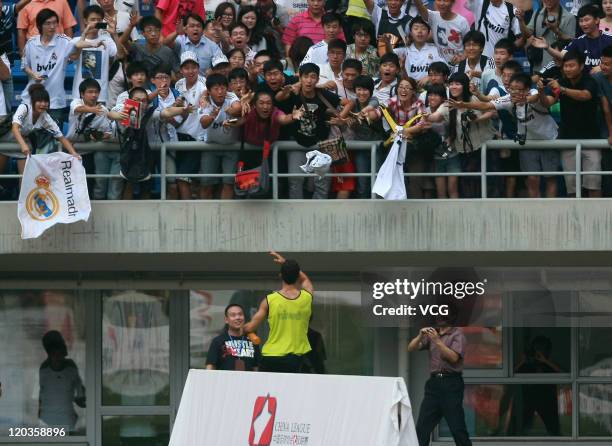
left=408, top=322, right=471, bottom=446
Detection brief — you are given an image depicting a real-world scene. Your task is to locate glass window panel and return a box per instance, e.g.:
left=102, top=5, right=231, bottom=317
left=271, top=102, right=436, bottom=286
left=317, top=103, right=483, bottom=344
left=579, top=384, right=612, bottom=436
left=579, top=328, right=612, bottom=377
left=189, top=289, right=373, bottom=375
left=513, top=328, right=570, bottom=374
left=0, top=290, right=87, bottom=436
left=463, top=327, right=502, bottom=369
left=102, top=291, right=170, bottom=406
left=440, top=384, right=573, bottom=438
left=102, top=415, right=169, bottom=446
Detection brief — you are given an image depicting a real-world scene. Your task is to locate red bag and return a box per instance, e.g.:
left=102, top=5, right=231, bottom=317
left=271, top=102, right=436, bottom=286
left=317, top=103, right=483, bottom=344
left=234, top=141, right=270, bottom=198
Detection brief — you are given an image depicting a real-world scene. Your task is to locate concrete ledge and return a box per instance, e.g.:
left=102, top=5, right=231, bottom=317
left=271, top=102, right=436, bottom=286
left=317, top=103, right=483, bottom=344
left=1, top=200, right=611, bottom=256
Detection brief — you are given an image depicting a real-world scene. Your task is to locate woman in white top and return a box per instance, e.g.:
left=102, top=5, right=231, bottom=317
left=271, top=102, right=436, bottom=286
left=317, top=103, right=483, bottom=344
left=427, top=72, right=495, bottom=197
left=11, top=84, right=80, bottom=173
left=238, top=6, right=271, bottom=55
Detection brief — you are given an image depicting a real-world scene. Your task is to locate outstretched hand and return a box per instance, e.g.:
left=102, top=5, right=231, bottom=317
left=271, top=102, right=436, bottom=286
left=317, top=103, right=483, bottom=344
left=270, top=251, right=286, bottom=264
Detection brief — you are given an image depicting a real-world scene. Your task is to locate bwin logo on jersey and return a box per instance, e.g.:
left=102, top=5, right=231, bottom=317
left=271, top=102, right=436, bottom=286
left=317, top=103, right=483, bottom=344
left=410, top=65, right=429, bottom=73
left=36, top=62, right=56, bottom=72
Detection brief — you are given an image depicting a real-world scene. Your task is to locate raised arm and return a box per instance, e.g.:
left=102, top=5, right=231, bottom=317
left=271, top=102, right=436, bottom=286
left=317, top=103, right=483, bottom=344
left=242, top=298, right=269, bottom=333
left=15, top=0, right=33, bottom=14
left=270, top=251, right=314, bottom=295
left=448, top=98, right=496, bottom=112
left=407, top=328, right=428, bottom=352
left=364, top=0, right=375, bottom=14
left=414, top=0, right=430, bottom=22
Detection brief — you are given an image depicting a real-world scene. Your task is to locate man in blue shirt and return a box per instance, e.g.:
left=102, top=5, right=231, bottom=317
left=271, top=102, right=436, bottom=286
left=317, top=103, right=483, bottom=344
left=164, top=14, right=224, bottom=76
left=532, top=4, right=612, bottom=73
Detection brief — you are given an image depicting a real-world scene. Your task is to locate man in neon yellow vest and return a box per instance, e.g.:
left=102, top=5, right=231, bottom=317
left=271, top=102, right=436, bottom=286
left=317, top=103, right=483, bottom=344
left=243, top=251, right=314, bottom=373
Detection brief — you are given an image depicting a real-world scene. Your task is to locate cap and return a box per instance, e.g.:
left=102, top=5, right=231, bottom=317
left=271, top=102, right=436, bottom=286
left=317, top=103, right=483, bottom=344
left=212, top=54, right=229, bottom=68
left=180, top=51, right=199, bottom=67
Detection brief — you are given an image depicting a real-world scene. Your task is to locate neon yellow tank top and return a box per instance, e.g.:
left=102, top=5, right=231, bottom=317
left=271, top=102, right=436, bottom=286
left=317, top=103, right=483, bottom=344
left=347, top=0, right=371, bottom=20
left=262, top=290, right=313, bottom=357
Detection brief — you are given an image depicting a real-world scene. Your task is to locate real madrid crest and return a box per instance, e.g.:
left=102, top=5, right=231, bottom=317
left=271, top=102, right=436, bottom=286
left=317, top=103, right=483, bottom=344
left=26, top=175, right=59, bottom=221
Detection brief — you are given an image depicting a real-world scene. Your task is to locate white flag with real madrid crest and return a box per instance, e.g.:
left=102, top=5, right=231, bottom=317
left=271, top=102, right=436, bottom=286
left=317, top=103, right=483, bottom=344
left=18, top=152, right=91, bottom=239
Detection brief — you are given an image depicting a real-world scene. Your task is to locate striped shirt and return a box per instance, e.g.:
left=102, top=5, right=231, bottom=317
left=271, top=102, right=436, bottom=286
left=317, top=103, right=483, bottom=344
left=282, top=10, right=346, bottom=47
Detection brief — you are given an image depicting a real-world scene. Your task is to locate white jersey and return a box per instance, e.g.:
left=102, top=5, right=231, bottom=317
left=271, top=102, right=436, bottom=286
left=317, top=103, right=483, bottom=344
left=21, top=34, right=75, bottom=109
left=493, top=89, right=558, bottom=140
left=469, top=0, right=521, bottom=57
left=66, top=99, right=113, bottom=141
left=427, top=11, right=471, bottom=64
left=373, top=78, right=398, bottom=107
left=71, top=32, right=117, bottom=104
left=318, top=63, right=342, bottom=85
left=175, top=77, right=207, bottom=139
left=199, top=93, right=240, bottom=144
left=152, top=90, right=180, bottom=144
left=454, top=56, right=496, bottom=89
left=301, top=41, right=329, bottom=66
left=394, top=43, right=445, bottom=81
left=0, top=54, right=9, bottom=116
left=12, top=103, right=62, bottom=138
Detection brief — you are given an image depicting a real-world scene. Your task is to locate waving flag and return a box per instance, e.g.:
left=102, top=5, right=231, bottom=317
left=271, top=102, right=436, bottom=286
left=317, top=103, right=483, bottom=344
left=18, top=152, right=91, bottom=239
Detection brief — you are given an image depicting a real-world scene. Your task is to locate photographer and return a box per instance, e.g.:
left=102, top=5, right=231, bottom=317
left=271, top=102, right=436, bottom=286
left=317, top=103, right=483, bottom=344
left=517, top=0, right=575, bottom=73
left=449, top=72, right=559, bottom=198
left=408, top=324, right=471, bottom=446
left=427, top=73, right=495, bottom=198
left=67, top=79, right=115, bottom=199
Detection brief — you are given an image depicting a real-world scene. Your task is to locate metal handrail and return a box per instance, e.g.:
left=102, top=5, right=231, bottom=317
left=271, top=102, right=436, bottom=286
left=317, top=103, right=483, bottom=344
left=0, top=139, right=609, bottom=199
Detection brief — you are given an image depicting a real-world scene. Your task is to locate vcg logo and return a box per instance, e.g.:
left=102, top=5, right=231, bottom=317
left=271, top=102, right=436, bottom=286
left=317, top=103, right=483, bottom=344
left=249, top=394, right=277, bottom=446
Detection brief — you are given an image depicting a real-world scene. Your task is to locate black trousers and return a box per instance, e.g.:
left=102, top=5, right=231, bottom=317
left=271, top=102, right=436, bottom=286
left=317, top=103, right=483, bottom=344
left=416, top=375, right=472, bottom=446
left=260, top=354, right=303, bottom=373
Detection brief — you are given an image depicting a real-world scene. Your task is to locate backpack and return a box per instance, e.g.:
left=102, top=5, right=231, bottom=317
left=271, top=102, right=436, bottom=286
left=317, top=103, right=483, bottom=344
left=118, top=106, right=156, bottom=183
left=475, top=0, right=516, bottom=42
left=457, top=55, right=490, bottom=74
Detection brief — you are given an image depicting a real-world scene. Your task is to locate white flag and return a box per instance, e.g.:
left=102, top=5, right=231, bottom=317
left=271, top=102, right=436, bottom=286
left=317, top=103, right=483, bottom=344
left=372, top=134, right=407, bottom=200
left=18, top=152, right=91, bottom=239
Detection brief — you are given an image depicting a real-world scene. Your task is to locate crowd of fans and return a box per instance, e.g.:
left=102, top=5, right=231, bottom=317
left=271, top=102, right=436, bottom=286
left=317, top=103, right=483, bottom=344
left=0, top=0, right=610, bottom=200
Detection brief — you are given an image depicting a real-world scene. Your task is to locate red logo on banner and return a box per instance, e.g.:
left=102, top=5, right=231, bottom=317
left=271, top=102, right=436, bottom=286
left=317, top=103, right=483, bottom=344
left=248, top=394, right=277, bottom=446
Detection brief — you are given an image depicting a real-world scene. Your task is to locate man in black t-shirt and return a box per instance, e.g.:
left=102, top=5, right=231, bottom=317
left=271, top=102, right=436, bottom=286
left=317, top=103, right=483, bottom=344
left=541, top=51, right=602, bottom=197
left=258, top=59, right=299, bottom=141
left=275, top=63, right=351, bottom=199
left=205, top=304, right=261, bottom=371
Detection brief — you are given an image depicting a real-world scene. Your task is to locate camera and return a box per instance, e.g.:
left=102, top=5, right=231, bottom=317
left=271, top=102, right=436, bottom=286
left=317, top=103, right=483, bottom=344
left=84, top=128, right=105, bottom=142
left=514, top=133, right=527, bottom=146
left=463, top=110, right=477, bottom=122
left=435, top=141, right=455, bottom=159
left=95, top=22, right=108, bottom=29
left=546, top=15, right=556, bottom=23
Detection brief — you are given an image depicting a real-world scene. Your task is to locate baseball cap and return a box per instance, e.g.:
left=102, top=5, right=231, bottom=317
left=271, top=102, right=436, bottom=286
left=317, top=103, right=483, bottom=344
left=180, top=51, right=199, bottom=67
left=212, top=54, right=229, bottom=68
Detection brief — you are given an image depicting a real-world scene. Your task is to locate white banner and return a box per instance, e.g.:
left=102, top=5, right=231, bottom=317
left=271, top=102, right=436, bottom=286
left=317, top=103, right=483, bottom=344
left=18, top=153, right=91, bottom=239
left=170, top=369, right=418, bottom=446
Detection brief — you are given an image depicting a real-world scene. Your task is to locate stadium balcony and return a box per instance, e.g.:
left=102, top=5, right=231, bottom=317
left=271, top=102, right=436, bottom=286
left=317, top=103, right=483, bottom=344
left=0, top=138, right=611, bottom=278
